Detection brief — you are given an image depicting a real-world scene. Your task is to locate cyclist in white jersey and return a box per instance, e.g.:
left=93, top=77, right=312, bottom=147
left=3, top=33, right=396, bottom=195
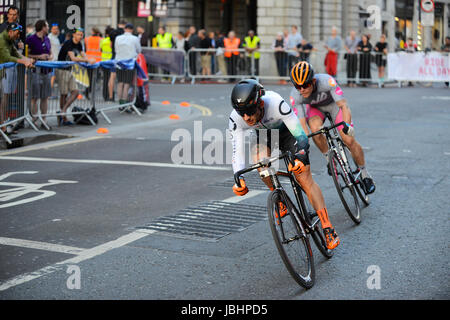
left=229, top=79, right=340, bottom=250
left=289, top=61, right=376, bottom=194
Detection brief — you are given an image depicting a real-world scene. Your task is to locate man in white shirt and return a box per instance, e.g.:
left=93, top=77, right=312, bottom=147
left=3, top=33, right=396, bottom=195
left=114, top=23, right=141, bottom=106
left=287, top=25, right=303, bottom=71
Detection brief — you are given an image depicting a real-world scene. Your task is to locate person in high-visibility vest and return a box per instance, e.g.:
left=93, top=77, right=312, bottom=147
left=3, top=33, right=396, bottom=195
left=100, top=26, right=113, bottom=101
left=223, top=30, right=241, bottom=82
left=156, top=26, right=173, bottom=49
left=85, top=27, right=103, bottom=62
left=156, top=26, right=173, bottom=77
left=243, top=29, right=260, bottom=76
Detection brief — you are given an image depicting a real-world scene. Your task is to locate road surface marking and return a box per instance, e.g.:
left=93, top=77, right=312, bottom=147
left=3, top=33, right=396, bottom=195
left=191, top=103, right=212, bottom=116
left=0, top=229, right=155, bottom=292
left=421, top=96, right=450, bottom=100
left=222, top=190, right=266, bottom=203
left=0, top=136, right=105, bottom=156
left=0, top=237, right=86, bottom=255
left=0, top=156, right=229, bottom=171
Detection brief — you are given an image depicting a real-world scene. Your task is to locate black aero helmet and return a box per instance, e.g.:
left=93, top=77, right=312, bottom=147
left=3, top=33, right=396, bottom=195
left=290, top=61, right=315, bottom=89
left=231, top=79, right=265, bottom=116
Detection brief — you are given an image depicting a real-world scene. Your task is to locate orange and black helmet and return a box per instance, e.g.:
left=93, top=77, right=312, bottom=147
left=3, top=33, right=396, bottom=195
left=290, top=61, right=315, bottom=89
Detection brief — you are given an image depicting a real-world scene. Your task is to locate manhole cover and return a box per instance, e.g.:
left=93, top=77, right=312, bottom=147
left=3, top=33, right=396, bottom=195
left=138, top=201, right=267, bottom=241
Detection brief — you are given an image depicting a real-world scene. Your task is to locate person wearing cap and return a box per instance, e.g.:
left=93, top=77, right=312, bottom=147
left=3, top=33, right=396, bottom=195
left=0, top=22, right=34, bottom=135
left=114, top=23, right=141, bottom=107
left=55, top=28, right=96, bottom=125
left=0, top=6, right=24, bottom=52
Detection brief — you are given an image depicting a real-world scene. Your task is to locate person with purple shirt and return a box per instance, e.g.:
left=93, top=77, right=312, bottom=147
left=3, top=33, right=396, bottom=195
left=25, top=20, right=53, bottom=128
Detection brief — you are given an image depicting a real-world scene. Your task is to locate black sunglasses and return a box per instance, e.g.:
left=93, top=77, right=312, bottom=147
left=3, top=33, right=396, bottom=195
left=295, top=81, right=313, bottom=90
left=235, top=105, right=258, bottom=117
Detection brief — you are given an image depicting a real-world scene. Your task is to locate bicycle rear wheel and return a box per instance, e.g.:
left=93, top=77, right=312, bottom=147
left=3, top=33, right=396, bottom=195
left=296, top=186, right=334, bottom=259
left=343, top=145, right=370, bottom=206
left=267, top=189, right=315, bottom=289
left=328, top=150, right=361, bottom=224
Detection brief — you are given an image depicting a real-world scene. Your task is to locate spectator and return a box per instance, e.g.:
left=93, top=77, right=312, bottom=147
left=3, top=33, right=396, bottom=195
left=215, top=31, right=227, bottom=79
left=198, top=29, right=212, bottom=76
left=48, top=23, right=61, bottom=90
left=404, top=37, right=417, bottom=86
left=156, top=26, right=173, bottom=78
left=209, top=31, right=216, bottom=74
left=286, top=25, right=303, bottom=71
left=344, top=30, right=360, bottom=87
left=224, top=30, right=241, bottom=82
left=48, top=23, right=61, bottom=61
left=114, top=23, right=141, bottom=106
left=243, top=29, right=260, bottom=76
left=374, top=34, right=388, bottom=88
left=175, top=31, right=187, bottom=51
left=441, top=36, right=450, bottom=87
left=156, top=26, right=174, bottom=49
left=357, top=34, right=372, bottom=87
left=100, top=26, right=114, bottom=101
left=296, top=38, right=314, bottom=62
left=108, top=21, right=126, bottom=102
left=26, top=24, right=34, bottom=38
left=26, top=20, right=53, bottom=129
left=84, top=27, right=103, bottom=99
left=272, top=32, right=288, bottom=84
left=56, top=28, right=95, bottom=125
left=0, top=6, right=24, bottom=52
left=0, top=23, right=34, bottom=135
left=136, top=25, right=149, bottom=47
left=324, top=26, right=342, bottom=78
left=187, top=26, right=200, bottom=75
left=85, top=27, right=103, bottom=63
left=404, top=37, right=417, bottom=53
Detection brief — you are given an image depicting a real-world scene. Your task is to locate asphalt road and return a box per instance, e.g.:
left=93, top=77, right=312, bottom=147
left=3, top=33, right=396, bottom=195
left=0, top=82, right=449, bottom=300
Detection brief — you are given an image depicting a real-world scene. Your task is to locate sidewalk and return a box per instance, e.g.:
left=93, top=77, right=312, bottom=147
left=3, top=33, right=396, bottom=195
left=0, top=101, right=198, bottom=151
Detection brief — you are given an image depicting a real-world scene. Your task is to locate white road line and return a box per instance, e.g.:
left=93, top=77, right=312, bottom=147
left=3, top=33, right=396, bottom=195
left=0, top=237, right=86, bottom=255
left=444, top=152, right=450, bottom=156
left=222, top=190, right=266, bottom=203
left=0, top=156, right=229, bottom=171
left=0, top=229, right=154, bottom=292
left=0, top=136, right=105, bottom=156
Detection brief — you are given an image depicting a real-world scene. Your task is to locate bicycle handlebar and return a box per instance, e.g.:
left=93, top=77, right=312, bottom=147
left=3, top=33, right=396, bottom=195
left=307, top=121, right=345, bottom=138
left=234, top=151, right=294, bottom=188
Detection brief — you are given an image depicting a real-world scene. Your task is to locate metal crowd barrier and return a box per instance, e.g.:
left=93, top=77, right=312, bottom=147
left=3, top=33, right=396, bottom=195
left=185, top=48, right=390, bottom=86
left=0, top=60, right=141, bottom=145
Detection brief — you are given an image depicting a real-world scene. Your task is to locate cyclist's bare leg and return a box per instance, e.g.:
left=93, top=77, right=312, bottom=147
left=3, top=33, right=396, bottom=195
left=293, top=166, right=325, bottom=212
left=338, top=130, right=365, bottom=167
left=308, top=116, right=328, bottom=154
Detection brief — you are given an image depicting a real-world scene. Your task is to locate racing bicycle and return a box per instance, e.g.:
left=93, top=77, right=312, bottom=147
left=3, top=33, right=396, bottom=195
left=308, top=112, right=370, bottom=225
left=234, top=151, right=335, bottom=289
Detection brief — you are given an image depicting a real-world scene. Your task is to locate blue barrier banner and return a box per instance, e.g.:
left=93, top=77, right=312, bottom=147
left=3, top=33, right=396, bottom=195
left=0, top=59, right=147, bottom=80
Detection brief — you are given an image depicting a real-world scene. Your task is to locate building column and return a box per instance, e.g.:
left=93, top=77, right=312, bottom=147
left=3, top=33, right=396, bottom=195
left=386, top=0, right=396, bottom=51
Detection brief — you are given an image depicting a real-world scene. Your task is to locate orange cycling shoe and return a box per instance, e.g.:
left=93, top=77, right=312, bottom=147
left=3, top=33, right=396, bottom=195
left=275, top=202, right=288, bottom=225
left=288, top=159, right=306, bottom=175
left=323, top=227, right=340, bottom=250
left=233, top=178, right=248, bottom=196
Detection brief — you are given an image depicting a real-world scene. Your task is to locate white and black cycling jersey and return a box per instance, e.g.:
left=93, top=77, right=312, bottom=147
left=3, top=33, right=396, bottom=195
left=228, top=90, right=309, bottom=174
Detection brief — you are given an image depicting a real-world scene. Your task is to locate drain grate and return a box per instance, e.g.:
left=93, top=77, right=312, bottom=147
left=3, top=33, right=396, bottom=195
left=138, top=201, right=267, bottom=241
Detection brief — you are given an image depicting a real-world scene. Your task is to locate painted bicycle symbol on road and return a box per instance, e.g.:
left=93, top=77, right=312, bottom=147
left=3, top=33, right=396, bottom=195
left=0, top=171, right=78, bottom=209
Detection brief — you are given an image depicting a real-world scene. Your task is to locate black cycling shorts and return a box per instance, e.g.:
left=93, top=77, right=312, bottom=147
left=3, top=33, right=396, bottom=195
left=255, top=128, right=310, bottom=166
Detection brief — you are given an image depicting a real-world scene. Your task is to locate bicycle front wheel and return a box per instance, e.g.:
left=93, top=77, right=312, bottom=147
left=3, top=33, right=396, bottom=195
left=328, top=150, right=361, bottom=224
left=267, top=189, right=315, bottom=289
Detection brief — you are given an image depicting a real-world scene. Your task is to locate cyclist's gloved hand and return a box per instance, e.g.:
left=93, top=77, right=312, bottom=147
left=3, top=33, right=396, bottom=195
left=233, top=178, right=249, bottom=196
left=342, top=122, right=354, bottom=137
left=288, top=158, right=306, bottom=175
